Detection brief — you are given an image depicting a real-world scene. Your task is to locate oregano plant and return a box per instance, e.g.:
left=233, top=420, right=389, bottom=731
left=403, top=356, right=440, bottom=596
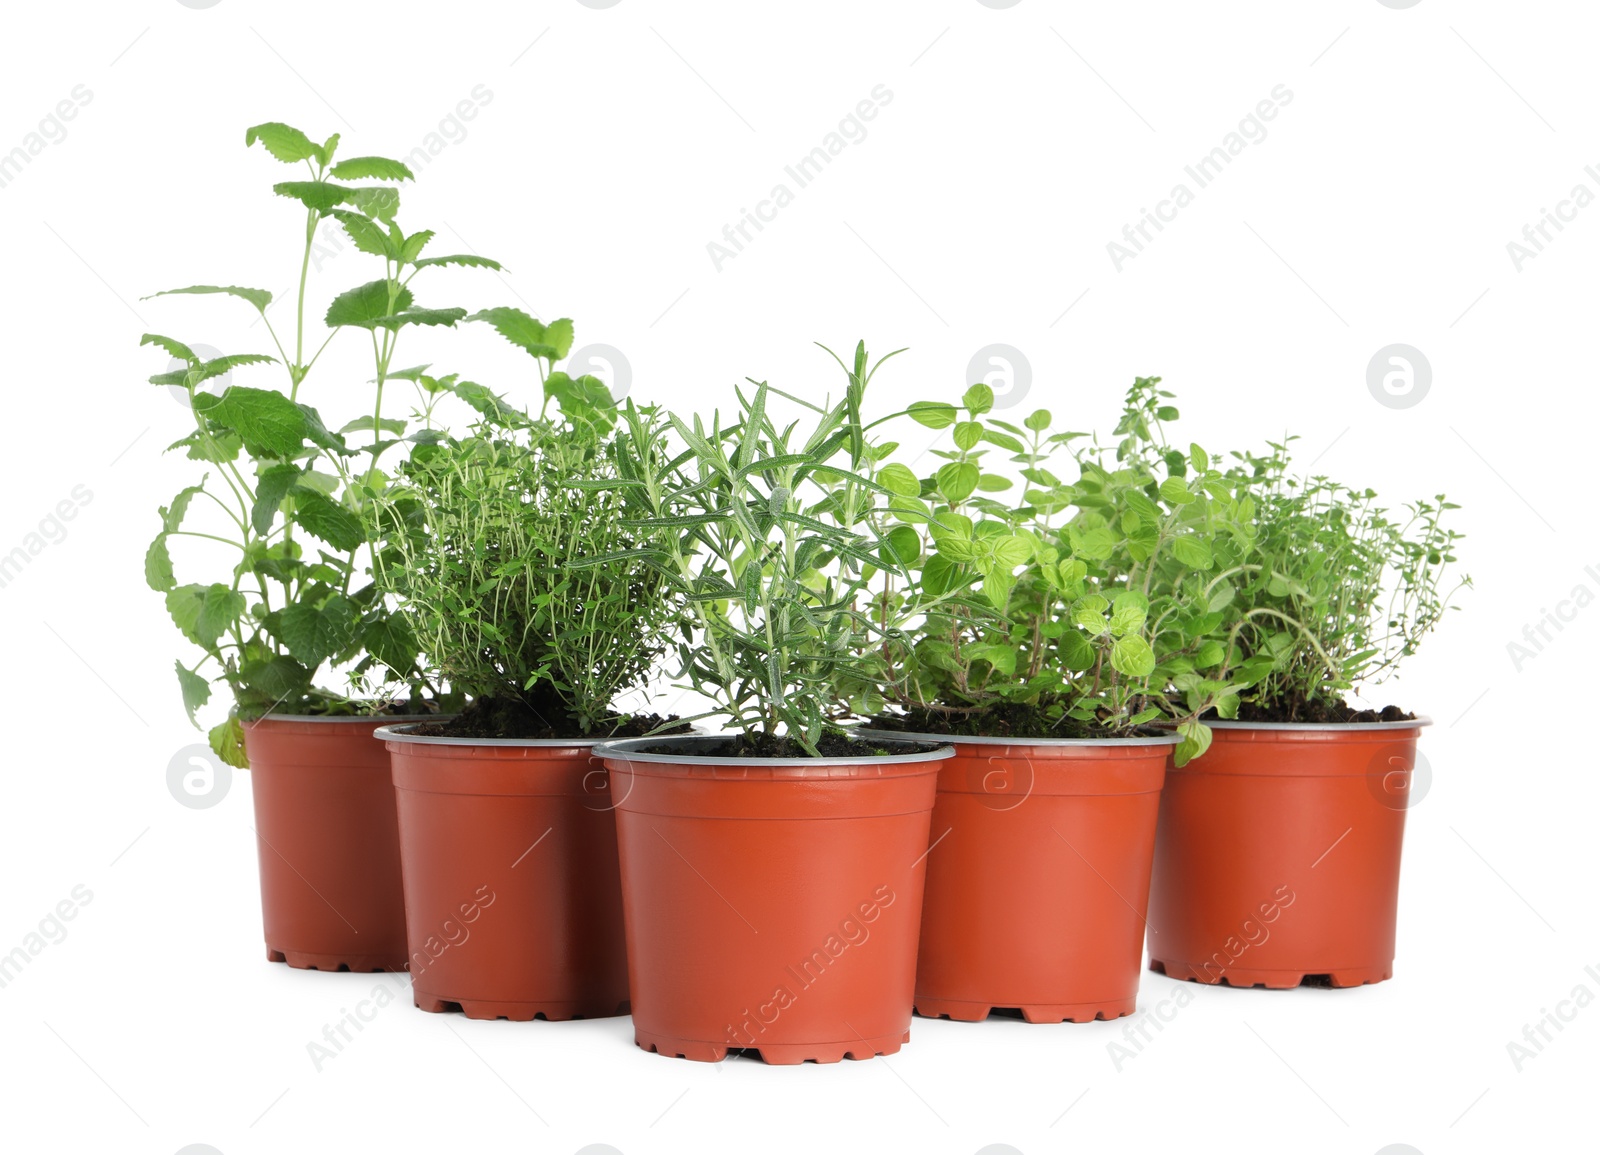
left=142, top=121, right=499, bottom=765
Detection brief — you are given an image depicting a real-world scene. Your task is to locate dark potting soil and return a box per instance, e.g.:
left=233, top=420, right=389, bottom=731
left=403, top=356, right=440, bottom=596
left=867, top=702, right=1142, bottom=741
left=628, top=731, right=946, bottom=759
left=410, top=694, right=688, bottom=741
left=1206, top=699, right=1417, bottom=725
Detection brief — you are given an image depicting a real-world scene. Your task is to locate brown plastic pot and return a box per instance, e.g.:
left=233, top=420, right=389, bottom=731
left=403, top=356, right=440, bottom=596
left=241, top=715, right=415, bottom=972
left=882, top=730, right=1177, bottom=1024
left=1147, top=719, right=1429, bottom=989
left=378, top=725, right=631, bottom=1021
left=599, top=735, right=952, bottom=1064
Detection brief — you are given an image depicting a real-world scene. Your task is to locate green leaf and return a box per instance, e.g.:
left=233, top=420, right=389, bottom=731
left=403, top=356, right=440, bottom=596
left=968, top=642, right=1016, bottom=677
left=375, top=306, right=467, bottom=331
left=326, top=280, right=412, bottom=330
left=468, top=307, right=571, bottom=361
left=245, top=122, right=319, bottom=164
left=976, top=474, right=1013, bottom=492
left=908, top=401, right=958, bottom=429
left=275, top=595, right=355, bottom=667
left=239, top=654, right=313, bottom=700
left=1059, top=630, right=1095, bottom=671
left=166, top=583, right=244, bottom=649
left=272, top=180, right=349, bottom=213
left=347, top=186, right=400, bottom=221
left=963, top=383, right=995, bottom=415
left=329, top=156, right=415, bottom=181
left=881, top=525, right=921, bottom=565
left=1110, top=634, right=1156, bottom=678
left=952, top=421, right=982, bottom=451
left=146, top=284, right=272, bottom=313
left=252, top=464, right=302, bottom=535
left=1173, top=534, right=1214, bottom=569
left=209, top=716, right=248, bottom=769
left=140, top=333, right=196, bottom=363
left=192, top=387, right=308, bottom=458
left=876, top=463, right=921, bottom=498
left=327, top=209, right=394, bottom=257
left=176, top=661, right=210, bottom=727
left=1159, top=477, right=1195, bottom=505
left=990, top=534, right=1034, bottom=567
left=1024, top=409, right=1052, bottom=432
left=338, top=416, right=407, bottom=436
left=1190, top=443, right=1209, bottom=473
left=294, top=492, right=364, bottom=552
left=412, top=253, right=504, bottom=271
left=360, top=613, right=418, bottom=677
left=936, top=462, right=980, bottom=503
left=399, top=230, right=434, bottom=264
left=145, top=535, right=174, bottom=591
left=1174, top=719, right=1213, bottom=767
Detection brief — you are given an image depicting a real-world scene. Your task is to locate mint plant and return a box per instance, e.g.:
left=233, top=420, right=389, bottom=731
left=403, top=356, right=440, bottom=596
left=605, top=343, right=922, bottom=756
left=142, top=121, right=499, bottom=764
left=374, top=312, right=681, bottom=738
left=1214, top=438, right=1469, bottom=721
left=872, top=377, right=1260, bottom=764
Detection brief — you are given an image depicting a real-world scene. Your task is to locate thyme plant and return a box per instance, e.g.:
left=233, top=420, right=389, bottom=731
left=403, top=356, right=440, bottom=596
left=1215, top=438, right=1469, bottom=721
left=377, top=317, right=681, bottom=737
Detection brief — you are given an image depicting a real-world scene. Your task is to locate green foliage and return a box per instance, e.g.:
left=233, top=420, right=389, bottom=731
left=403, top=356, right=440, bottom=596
left=604, top=343, right=922, bottom=753
left=143, top=120, right=501, bottom=763
left=1215, top=439, right=1469, bottom=719
left=377, top=391, right=678, bottom=734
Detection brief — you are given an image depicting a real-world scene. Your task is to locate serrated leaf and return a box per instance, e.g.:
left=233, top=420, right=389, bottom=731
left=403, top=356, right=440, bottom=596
left=399, top=229, right=434, bottom=264
left=192, top=387, right=307, bottom=458
left=140, top=333, right=196, bottom=363
left=374, top=306, right=466, bottom=331
left=209, top=716, right=247, bottom=769
left=338, top=416, right=407, bottom=436
left=272, top=180, right=350, bottom=213
left=252, top=464, right=302, bottom=535
left=294, top=492, right=364, bottom=552
left=146, top=284, right=272, bottom=313
left=347, top=186, right=400, bottom=221
left=145, top=535, right=174, bottom=591
left=360, top=613, right=418, bottom=676
left=239, top=654, right=313, bottom=700
left=325, top=280, right=412, bottom=330
left=329, top=156, right=415, bottom=181
left=275, top=595, right=355, bottom=666
left=166, top=583, right=244, bottom=649
left=245, top=122, right=319, bottom=164
left=412, top=253, right=504, bottom=271
left=467, top=306, right=569, bottom=360
left=326, top=209, right=394, bottom=257
left=176, top=661, right=210, bottom=727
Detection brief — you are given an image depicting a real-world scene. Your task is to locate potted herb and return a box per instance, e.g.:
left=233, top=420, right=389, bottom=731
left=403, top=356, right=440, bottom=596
left=1148, top=437, right=1468, bottom=988
left=142, top=122, right=492, bottom=970
left=373, top=314, right=681, bottom=1020
left=863, top=378, right=1256, bottom=1022
left=595, top=344, right=953, bottom=1064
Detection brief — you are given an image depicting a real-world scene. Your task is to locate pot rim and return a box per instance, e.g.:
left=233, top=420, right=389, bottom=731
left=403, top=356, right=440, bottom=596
left=258, top=712, right=448, bottom=726
left=595, top=733, right=954, bottom=767
left=374, top=721, right=597, bottom=748
left=1197, top=716, right=1433, bottom=732
left=854, top=724, right=1181, bottom=749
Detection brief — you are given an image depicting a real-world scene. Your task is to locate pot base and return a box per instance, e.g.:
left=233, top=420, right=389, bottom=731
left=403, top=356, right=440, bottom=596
left=414, top=993, right=631, bottom=1022
left=1150, top=958, right=1393, bottom=989
left=634, top=1027, right=911, bottom=1066
left=267, top=947, right=407, bottom=973
left=914, top=995, right=1136, bottom=1024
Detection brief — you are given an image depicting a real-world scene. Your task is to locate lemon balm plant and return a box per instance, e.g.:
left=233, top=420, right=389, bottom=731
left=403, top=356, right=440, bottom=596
left=142, top=121, right=500, bottom=763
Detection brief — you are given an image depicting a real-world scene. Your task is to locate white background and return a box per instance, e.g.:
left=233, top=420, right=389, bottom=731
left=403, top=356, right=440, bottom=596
left=0, top=2, right=1594, bottom=1153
